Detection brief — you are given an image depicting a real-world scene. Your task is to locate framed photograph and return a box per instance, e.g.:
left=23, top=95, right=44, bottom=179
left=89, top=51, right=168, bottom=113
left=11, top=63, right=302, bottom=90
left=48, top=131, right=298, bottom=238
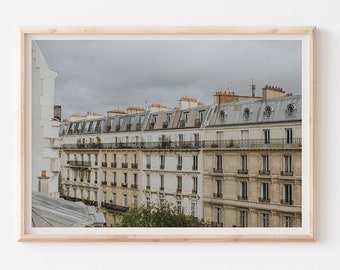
left=19, top=26, right=316, bottom=242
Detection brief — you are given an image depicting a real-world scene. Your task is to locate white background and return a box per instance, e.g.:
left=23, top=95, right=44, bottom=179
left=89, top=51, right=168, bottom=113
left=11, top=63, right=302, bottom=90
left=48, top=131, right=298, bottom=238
left=0, top=0, right=338, bottom=269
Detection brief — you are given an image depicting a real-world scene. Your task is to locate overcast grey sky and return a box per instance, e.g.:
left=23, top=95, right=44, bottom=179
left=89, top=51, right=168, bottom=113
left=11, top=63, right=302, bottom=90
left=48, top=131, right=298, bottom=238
left=37, top=40, right=301, bottom=119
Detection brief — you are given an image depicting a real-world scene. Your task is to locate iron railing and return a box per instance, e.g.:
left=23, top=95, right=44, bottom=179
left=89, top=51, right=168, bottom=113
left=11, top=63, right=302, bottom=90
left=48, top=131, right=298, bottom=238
left=101, top=202, right=129, bottom=212
left=67, top=160, right=91, bottom=167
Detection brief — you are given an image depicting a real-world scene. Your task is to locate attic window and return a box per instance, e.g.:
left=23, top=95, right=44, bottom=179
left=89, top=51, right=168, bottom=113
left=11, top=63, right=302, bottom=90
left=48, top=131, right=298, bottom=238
left=264, top=106, right=273, bottom=118
left=286, top=104, right=296, bottom=117
left=220, top=110, right=226, bottom=121
left=243, top=108, right=251, bottom=120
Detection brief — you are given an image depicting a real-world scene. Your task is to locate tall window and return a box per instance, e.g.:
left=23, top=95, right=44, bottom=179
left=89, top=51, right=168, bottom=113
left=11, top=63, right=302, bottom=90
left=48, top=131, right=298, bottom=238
left=177, top=155, right=182, bottom=170
left=192, top=177, right=198, bottom=193
left=133, top=154, right=137, bottom=164
left=217, top=131, right=223, bottom=145
left=124, top=173, right=128, bottom=184
left=240, top=181, right=248, bottom=199
left=184, top=112, right=189, bottom=122
left=146, top=155, right=151, bottom=168
left=123, top=195, right=128, bottom=207
left=112, top=193, right=116, bottom=204
left=263, top=129, right=270, bottom=144
left=194, top=133, right=200, bottom=147
left=283, top=216, right=293, bottom=227
left=133, top=174, right=137, bottom=186
left=282, top=184, right=293, bottom=204
left=241, top=155, right=248, bottom=173
left=94, top=171, right=98, bottom=183
left=192, top=155, right=198, bottom=170
left=160, top=155, right=165, bottom=169
left=240, top=211, right=248, bottom=227
left=112, top=172, right=116, bottom=183
left=160, top=175, right=164, bottom=190
left=103, top=171, right=107, bottom=181
left=262, top=155, right=270, bottom=172
left=214, top=180, right=222, bottom=198
left=199, top=110, right=205, bottom=122
left=216, top=208, right=222, bottom=225
left=191, top=202, right=197, bottom=217
left=260, top=183, right=270, bottom=202
left=262, top=213, right=269, bottom=227
left=146, top=174, right=150, bottom=189
left=177, top=201, right=182, bottom=214
left=103, top=191, right=107, bottom=203
left=177, top=176, right=182, bottom=193
left=124, top=154, right=128, bottom=163
left=166, top=113, right=171, bottom=123
left=283, top=155, right=292, bottom=173
left=216, top=155, right=223, bottom=171
left=133, top=196, right=138, bottom=208
left=178, top=134, right=184, bottom=146
left=286, top=128, right=293, bottom=144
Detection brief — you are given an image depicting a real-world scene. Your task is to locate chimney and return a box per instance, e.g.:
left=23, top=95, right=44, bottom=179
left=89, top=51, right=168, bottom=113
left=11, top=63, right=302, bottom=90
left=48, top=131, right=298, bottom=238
left=251, top=84, right=256, bottom=97
left=37, top=170, right=50, bottom=196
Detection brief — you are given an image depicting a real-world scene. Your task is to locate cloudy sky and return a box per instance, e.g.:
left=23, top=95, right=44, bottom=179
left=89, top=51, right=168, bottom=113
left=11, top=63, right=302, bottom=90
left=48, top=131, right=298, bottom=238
left=37, top=39, right=301, bottom=119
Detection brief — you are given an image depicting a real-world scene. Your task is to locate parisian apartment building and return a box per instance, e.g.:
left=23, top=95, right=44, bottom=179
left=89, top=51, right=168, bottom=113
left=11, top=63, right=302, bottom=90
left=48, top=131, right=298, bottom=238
left=58, top=85, right=302, bottom=228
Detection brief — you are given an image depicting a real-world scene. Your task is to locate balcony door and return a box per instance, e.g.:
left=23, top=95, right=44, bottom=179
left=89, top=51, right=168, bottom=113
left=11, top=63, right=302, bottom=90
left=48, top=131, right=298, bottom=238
left=241, top=130, right=249, bottom=147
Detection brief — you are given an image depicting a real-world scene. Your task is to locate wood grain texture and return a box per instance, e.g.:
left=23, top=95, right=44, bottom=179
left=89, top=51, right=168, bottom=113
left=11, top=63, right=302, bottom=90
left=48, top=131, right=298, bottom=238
left=18, top=26, right=316, bottom=242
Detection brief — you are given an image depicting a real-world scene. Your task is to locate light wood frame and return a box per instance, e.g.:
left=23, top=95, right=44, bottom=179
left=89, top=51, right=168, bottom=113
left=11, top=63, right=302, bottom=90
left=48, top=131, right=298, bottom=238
left=19, top=26, right=316, bottom=242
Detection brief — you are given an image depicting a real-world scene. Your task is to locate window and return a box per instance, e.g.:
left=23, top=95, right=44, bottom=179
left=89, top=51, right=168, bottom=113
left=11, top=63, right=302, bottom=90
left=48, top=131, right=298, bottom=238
left=216, top=208, right=222, bottom=224
left=112, top=172, right=116, bottom=183
left=214, top=180, right=222, bottom=198
left=260, top=183, right=270, bottom=202
left=160, top=155, right=165, bottom=169
left=283, top=216, right=293, bottom=227
left=192, top=155, right=198, bottom=171
left=263, top=129, right=270, bottom=144
left=177, top=201, right=182, bottom=214
left=87, top=190, right=90, bottom=200
left=199, top=110, right=205, bottom=122
left=146, top=197, right=150, bottom=207
left=146, top=174, right=150, bottom=189
left=191, top=203, right=197, bottom=217
left=194, top=133, right=200, bottom=147
left=113, top=154, right=116, bottom=163
left=112, top=193, right=116, bottom=204
left=282, top=184, right=293, bottom=204
left=240, top=211, right=248, bottom=227
left=124, top=154, right=128, bottom=163
left=283, top=155, right=292, bottom=174
left=166, top=113, right=171, bottom=123
left=123, top=195, right=128, bottom=207
left=124, top=173, right=128, bottom=184
left=160, top=175, right=164, bottom=190
left=177, top=176, right=182, bottom=192
left=243, top=108, right=251, bottom=120
left=103, top=171, right=107, bottom=181
left=95, top=154, right=98, bottom=165
left=178, top=134, right=184, bottom=146
left=184, top=112, right=189, bottom=122
left=262, top=155, right=270, bottom=172
left=262, top=213, right=269, bottom=227
left=192, top=177, right=198, bottom=193
left=160, top=198, right=165, bottom=207
left=264, top=106, right=273, bottom=118
left=146, top=155, right=151, bottom=168
left=94, top=171, right=98, bottom=183
left=133, top=196, right=138, bottom=208
left=240, top=181, right=248, bottom=200
left=216, top=155, right=223, bottom=171
left=217, top=131, right=223, bottom=144
left=94, top=191, right=98, bottom=201
left=80, top=189, right=84, bottom=199
left=152, top=115, right=157, bottom=124
left=133, top=154, right=137, bottom=164
left=286, top=104, right=295, bottom=117
left=133, top=174, right=137, bottom=186
left=103, top=191, right=107, bottom=203
left=177, top=155, right=182, bottom=170
left=104, top=154, right=107, bottom=162
left=240, top=155, right=248, bottom=173
left=220, top=110, right=225, bottom=121
left=286, top=128, right=293, bottom=144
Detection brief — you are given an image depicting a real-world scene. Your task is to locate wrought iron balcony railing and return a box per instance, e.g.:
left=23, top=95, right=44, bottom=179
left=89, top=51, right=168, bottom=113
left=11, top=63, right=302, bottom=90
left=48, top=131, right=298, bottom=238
left=122, top=163, right=128, bottom=168
left=281, top=171, right=294, bottom=176
left=259, top=197, right=270, bottom=203
left=238, top=195, right=248, bottom=200
left=131, top=163, right=138, bottom=169
left=121, top=183, right=128, bottom=188
left=213, top=168, right=223, bottom=173
left=146, top=164, right=151, bottom=169
left=177, top=165, right=182, bottom=170
left=111, top=162, right=117, bottom=168
left=101, top=202, right=129, bottom=212
left=259, top=170, right=270, bottom=175
left=67, top=160, right=91, bottom=167
left=238, top=169, right=248, bottom=175
left=102, top=162, right=107, bottom=167
left=281, top=199, right=294, bottom=205
left=131, top=184, right=138, bottom=189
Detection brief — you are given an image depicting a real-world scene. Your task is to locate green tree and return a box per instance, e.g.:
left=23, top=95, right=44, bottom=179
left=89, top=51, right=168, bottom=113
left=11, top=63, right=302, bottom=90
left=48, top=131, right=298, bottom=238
left=119, top=203, right=210, bottom=227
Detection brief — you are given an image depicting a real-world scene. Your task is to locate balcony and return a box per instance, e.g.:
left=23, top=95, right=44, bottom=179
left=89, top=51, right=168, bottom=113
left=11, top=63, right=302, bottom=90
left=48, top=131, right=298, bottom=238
left=259, top=170, right=270, bottom=175
left=238, top=195, right=248, bottom=200
left=121, top=163, right=128, bottom=168
left=213, top=168, right=223, bottom=173
left=160, top=164, right=165, bottom=170
left=213, top=193, right=223, bottom=198
left=238, top=169, right=248, bottom=175
left=111, top=162, right=117, bottom=168
left=146, top=164, right=151, bottom=169
left=111, top=182, right=117, bottom=186
left=211, top=222, right=223, bottom=227
left=259, top=197, right=270, bottom=203
left=101, top=181, right=107, bottom=185
left=102, top=162, right=108, bottom=167
left=131, top=184, right=138, bottom=189
left=131, top=163, right=138, bottom=169
left=281, top=171, right=294, bottom=176
left=67, top=160, right=91, bottom=167
left=281, top=199, right=294, bottom=205
left=177, top=165, right=182, bottom=171
left=121, top=183, right=128, bottom=188
left=176, top=188, right=182, bottom=193
left=101, top=202, right=129, bottom=213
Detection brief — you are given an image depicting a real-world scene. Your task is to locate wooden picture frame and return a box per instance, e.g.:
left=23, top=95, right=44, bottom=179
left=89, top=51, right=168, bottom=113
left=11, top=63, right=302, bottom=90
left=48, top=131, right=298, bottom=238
left=19, top=26, right=316, bottom=242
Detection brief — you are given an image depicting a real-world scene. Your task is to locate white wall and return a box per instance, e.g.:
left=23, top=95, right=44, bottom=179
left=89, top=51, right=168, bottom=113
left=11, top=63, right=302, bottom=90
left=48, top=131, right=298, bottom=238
left=0, top=0, right=337, bottom=269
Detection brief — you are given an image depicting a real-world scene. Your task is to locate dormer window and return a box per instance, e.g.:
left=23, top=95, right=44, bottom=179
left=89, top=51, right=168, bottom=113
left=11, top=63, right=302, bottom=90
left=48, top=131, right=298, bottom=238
left=243, top=108, right=251, bottom=120
left=220, top=110, right=226, bottom=121
left=184, top=112, right=189, bottom=122
left=286, top=104, right=296, bottom=117
left=152, top=115, right=157, bottom=123
left=264, top=106, right=273, bottom=118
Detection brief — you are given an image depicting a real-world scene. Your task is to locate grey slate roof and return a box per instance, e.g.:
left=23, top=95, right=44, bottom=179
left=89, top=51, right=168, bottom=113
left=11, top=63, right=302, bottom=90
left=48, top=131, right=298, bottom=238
left=32, top=192, right=105, bottom=227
